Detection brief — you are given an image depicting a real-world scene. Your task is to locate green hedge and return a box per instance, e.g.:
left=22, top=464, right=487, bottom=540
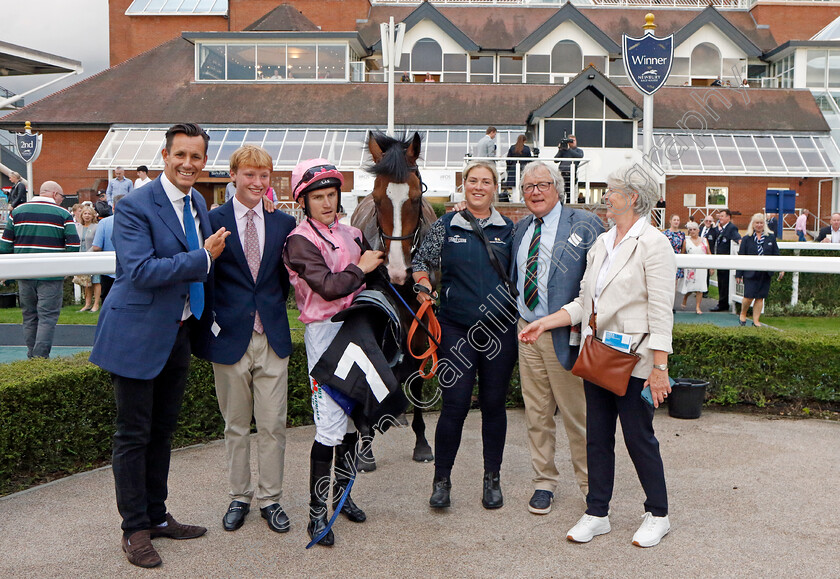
left=766, top=249, right=840, bottom=315
left=2, top=325, right=837, bottom=496
left=670, top=325, right=839, bottom=407
left=0, top=332, right=311, bottom=496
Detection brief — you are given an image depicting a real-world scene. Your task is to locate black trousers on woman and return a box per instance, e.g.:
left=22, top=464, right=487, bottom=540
left=433, top=320, right=517, bottom=479
left=584, top=376, right=668, bottom=518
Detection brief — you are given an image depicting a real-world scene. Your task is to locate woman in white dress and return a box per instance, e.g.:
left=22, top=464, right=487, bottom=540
left=679, top=221, right=710, bottom=314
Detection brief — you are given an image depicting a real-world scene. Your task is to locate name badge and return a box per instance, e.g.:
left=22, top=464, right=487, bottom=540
left=603, top=330, right=632, bottom=353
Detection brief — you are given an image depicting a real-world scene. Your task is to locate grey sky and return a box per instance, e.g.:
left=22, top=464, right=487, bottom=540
left=1, top=0, right=109, bottom=108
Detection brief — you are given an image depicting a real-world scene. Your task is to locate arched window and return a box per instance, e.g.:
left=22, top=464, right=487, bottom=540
left=411, top=38, right=443, bottom=72
left=690, top=43, right=721, bottom=78
left=551, top=40, right=583, bottom=76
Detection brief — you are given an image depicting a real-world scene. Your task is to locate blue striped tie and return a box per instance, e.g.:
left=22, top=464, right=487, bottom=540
left=183, top=192, right=204, bottom=320
left=756, top=234, right=763, bottom=255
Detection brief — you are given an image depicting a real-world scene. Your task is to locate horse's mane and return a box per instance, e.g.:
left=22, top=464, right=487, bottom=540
left=367, top=131, right=421, bottom=183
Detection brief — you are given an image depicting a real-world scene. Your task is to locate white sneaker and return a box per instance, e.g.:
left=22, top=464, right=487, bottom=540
left=566, top=513, right=611, bottom=543
left=632, top=512, right=670, bottom=547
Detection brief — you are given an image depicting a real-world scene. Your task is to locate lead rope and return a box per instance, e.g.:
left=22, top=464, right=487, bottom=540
left=406, top=299, right=441, bottom=379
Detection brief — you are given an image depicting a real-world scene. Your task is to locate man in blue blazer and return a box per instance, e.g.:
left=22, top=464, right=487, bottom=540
left=510, top=161, right=604, bottom=516
left=90, top=123, right=231, bottom=568
left=195, top=146, right=297, bottom=535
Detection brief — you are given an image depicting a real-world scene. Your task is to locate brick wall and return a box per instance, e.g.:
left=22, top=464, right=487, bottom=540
left=109, top=0, right=228, bottom=66
left=109, top=0, right=372, bottom=65
left=750, top=5, right=840, bottom=44
left=29, top=131, right=110, bottom=197
left=663, top=175, right=822, bottom=230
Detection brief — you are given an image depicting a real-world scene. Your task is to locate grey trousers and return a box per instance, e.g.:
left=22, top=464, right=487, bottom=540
left=18, top=279, right=64, bottom=358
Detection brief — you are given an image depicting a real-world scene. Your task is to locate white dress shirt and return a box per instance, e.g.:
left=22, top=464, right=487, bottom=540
left=232, top=196, right=265, bottom=256
left=134, top=176, right=152, bottom=189
left=516, top=200, right=562, bottom=322
left=160, top=172, right=208, bottom=320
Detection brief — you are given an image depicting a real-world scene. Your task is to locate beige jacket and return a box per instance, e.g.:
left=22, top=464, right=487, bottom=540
left=562, top=220, right=676, bottom=379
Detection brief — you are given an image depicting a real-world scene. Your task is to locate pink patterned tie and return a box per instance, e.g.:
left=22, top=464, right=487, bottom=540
left=244, top=209, right=263, bottom=334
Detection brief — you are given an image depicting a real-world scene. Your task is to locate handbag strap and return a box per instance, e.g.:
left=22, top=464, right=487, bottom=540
left=460, top=210, right=519, bottom=298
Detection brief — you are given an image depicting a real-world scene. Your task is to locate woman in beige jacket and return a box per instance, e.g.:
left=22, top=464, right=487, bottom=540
left=520, top=163, right=676, bottom=548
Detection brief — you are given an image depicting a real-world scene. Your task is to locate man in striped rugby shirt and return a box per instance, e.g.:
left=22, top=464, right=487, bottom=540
left=1, top=180, right=80, bottom=358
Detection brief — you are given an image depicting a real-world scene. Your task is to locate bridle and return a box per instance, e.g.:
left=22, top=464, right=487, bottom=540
left=375, top=165, right=427, bottom=256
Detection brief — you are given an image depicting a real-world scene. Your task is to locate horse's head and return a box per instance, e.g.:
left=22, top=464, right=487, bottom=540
left=368, top=131, right=424, bottom=286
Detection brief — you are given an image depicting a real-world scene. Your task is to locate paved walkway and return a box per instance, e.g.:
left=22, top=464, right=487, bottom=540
left=2, top=409, right=838, bottom=577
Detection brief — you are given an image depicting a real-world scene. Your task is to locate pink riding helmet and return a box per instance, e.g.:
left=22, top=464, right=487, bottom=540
left=291, top=158, right=344, bottom=201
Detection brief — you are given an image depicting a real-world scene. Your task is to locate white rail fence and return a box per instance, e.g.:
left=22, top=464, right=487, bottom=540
left=2, top=247, right=839, bottom=310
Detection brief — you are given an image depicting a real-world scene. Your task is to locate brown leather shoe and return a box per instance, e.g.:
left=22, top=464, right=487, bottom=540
left=121, top=530, right=162, bottom=568
left=149, top=513, right=207, bottom=540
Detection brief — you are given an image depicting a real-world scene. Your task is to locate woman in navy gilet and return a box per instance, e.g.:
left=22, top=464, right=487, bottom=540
left=412, top=160, right=517, bottom=511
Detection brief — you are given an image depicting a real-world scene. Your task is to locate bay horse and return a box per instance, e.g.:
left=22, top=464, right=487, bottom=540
left=351, top=131, right=438, bottom=465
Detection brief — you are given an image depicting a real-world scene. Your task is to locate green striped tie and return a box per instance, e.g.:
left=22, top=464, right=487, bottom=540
left=524, top=217, right=542, bottom=311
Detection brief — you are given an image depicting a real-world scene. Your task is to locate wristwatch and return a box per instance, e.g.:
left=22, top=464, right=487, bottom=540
left=653, top=363, right=668, bottom=371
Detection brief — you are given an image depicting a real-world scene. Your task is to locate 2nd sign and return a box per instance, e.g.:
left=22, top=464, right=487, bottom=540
left=15, top=132, right=43, bottom=164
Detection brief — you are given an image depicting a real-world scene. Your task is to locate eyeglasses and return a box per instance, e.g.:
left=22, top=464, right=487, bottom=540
left=522, top=182, right=553, bottom=194
left=301, top=164, right=337, bottom=184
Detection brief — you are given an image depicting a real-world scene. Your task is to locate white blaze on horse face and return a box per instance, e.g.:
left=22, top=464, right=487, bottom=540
left=385, top=182, right=410, bottom=285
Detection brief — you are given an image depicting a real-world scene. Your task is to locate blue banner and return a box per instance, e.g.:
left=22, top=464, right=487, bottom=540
left=623, top=33, right=674, bottom=96
left=15, top=132, right=42, bottom=163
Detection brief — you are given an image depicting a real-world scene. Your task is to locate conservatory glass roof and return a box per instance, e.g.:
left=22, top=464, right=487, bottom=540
left=89, top=126, right=525, bottom=171
left=644, top=131, right=840, bottom=176
left=125, top=0, right=227, bottom=16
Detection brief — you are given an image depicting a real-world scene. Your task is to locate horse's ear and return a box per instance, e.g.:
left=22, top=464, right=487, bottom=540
left=406, top=132, right=421, bottom=165
left=368, top=131, right=384, bottom=163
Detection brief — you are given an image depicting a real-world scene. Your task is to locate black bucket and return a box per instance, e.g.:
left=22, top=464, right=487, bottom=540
left=0, top=293, right=18, bottom=308
left=668, top=379, right=708, bottom=419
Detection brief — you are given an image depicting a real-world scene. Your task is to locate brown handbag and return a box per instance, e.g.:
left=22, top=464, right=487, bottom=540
left=571, top=302, right=641, bottom=396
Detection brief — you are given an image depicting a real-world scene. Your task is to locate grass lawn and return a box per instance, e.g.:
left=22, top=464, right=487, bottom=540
left=0, top=305, right=101, bottom=325
left=762, top=317, right=840, bottom=335
left=0, top=305, right=305, bottom=328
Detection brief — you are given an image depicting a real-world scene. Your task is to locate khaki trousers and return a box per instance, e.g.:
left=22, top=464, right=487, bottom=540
left=518, top=318, right=588, bottom=496
left=213, top=331, right=289, bottom=508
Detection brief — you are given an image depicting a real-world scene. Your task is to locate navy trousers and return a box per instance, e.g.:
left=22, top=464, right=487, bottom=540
left=433, top=320, right=517, bottom=478
left=112, top=322, right=192, bottom=535
left=584, top=376, right=668, bottom=517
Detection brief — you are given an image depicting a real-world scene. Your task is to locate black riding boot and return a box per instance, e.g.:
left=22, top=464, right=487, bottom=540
left=333, top=432, right=367, bottom=523
left=308, top=442, right=335, bottom=547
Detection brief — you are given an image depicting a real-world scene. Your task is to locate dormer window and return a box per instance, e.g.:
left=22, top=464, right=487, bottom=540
left=543, top=87, right=634, bottom=149
left=195, top=41, right=352, bottom=82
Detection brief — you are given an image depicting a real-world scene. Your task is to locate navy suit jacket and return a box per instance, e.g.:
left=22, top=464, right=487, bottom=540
left=510, top=205, right=604, bottom=370
left=196, top=200, right=296, bottom=365
left=90, top=177, right=212, bottom=380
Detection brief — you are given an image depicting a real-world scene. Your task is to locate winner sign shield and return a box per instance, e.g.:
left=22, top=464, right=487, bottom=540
left=623, top=33, right=674, bottom=96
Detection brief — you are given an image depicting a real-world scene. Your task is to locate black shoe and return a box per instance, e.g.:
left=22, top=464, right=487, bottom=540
left=710, top=306, right=727, bottom=312
left=222, top=500, right=250, bottom=531
left=528, top=490, right=554, bottom=515
left=429, top=476, right=451, bottom=508
left=260, top=503, right=290, bottom=533
left=739, top=320, right=746, bottom=326
left=482, top=471, right=503, bottom=509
